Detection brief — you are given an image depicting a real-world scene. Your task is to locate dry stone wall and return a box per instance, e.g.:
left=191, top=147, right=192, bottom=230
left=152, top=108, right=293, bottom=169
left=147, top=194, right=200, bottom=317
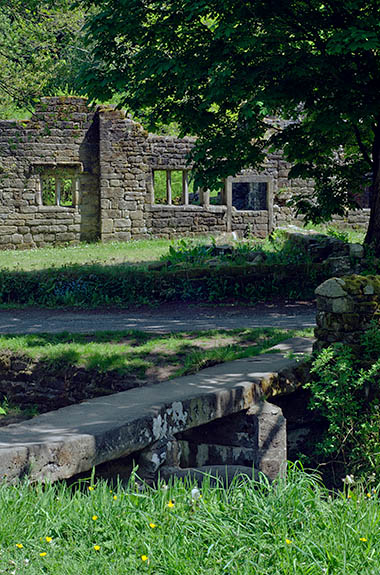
left=0, top=97, right=371, bottom=249
left=314, top=275, right=380, bottom=350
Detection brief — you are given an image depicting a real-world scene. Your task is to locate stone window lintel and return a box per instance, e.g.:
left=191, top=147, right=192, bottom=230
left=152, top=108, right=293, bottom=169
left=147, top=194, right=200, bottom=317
left=31, top=162, right=84, bottom=175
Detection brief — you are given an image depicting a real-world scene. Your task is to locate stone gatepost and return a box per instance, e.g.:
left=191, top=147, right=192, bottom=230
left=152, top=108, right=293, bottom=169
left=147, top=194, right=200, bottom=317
left=314, top=275, right=380, bottom=351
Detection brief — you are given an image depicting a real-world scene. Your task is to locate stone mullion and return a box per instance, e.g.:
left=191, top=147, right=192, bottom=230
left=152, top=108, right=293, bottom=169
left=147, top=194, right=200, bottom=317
left=166, top=170, right=172, bottom=205
left=73, top=177, right=80, bottom=206
left=37, top=175, right=43, bottom=206
left=182, top=170, right=189, bottom=205
left=55, top=178, right=61, bottom=206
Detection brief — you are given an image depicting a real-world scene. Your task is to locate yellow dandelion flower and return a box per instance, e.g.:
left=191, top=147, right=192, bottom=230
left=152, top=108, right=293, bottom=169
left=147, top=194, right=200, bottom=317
left=367, top=493, right=371, bottom=498
left=45, top=536, right=52, bottom=543
left=92, top=515, right=98, bottom=521
left=88, top=486, right=95, bottom=491
left=347, top=494, right=352, bottom=499
left=93, top=545, right=101, bottom=551
left=141, top=555, right=148, bottom=562
left=167, top=500, right=174, bottom=508
left=149, top=522, right=156, bottom=529
left=285, top=539, right=292, bottom=545
left=360, top=537, right=368, bottom=542
left=39, top=552, right=47, bottom=557
left=113, top=495, right=117, bottom=500
left=16, top=543, right=23, bottom=549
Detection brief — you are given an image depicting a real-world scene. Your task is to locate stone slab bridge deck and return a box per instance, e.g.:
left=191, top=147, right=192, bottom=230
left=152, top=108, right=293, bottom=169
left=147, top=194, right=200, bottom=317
left=0, top=337, right=313, bottom=484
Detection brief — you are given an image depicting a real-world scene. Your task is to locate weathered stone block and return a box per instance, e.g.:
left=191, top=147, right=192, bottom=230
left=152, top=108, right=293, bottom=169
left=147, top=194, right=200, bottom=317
left=315, top=275, right=380, bottom=350
left=102, top=219, right=114, bottom=233
left=315, top=278, right=346, bottom=298
left=11, top=234, right=23, bottom=244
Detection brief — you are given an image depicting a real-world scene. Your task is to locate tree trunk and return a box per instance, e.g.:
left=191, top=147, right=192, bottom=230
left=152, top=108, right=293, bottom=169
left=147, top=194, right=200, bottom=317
left=364, top=179, right=380, bottom=256
left=364, top=123, right=380, bottom=257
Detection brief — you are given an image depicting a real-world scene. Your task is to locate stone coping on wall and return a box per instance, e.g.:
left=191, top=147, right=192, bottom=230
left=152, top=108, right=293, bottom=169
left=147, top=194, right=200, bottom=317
left=231, top=209, right=269, bottom=215
left=147, top=204, right=227, bottom=213
left=147, top=205, right=270, bottom=215
left=36, top=206, right=79, bottom=213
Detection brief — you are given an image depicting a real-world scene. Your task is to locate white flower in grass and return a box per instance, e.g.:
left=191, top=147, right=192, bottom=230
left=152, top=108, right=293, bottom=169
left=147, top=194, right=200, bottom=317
left=191, top=487, right=201, bottom=501
left=342, top=474, right=355, bottom=485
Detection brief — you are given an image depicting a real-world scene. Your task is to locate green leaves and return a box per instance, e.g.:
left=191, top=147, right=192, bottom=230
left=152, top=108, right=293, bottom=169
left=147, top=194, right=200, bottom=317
left=0, top=0, right=89, bottom=116
left=326, top=27, right=380, bottom=54
left=78, top=0, right=380, bottom=230
left=307, top=324, right=380, bottom=478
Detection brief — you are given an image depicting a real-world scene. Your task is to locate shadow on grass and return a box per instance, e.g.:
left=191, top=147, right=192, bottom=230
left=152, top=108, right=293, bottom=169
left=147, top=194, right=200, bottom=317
left=0, top=328, right=293, bottom=375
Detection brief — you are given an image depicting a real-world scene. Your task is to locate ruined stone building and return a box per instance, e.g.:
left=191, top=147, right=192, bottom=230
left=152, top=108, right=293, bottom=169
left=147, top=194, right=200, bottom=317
left=0, top=97, right=370, bottom=249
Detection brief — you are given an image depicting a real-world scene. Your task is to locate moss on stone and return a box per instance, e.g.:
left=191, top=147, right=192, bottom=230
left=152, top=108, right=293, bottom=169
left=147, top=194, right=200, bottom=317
left=342, top=274, right=380, bottom=296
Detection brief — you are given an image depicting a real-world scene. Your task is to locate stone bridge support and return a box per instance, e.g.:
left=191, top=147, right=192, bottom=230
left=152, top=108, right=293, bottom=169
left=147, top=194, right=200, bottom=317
left=137, top=400, right=286, bottom=483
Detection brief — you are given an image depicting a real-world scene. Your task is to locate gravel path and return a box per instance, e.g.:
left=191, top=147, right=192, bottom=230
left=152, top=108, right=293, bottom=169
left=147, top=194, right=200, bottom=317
left=0, top=302, right=316, bottom=334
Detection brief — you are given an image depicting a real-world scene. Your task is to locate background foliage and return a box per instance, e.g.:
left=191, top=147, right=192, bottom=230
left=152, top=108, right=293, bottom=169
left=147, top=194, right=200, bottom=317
left=0, top=0, right=89, bottom=118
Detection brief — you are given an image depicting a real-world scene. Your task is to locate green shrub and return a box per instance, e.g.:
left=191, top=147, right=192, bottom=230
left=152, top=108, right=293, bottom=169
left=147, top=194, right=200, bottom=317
left=326, top=226, right=350, bottom=243
left=161, top=233, right=313, bottom=268
left=306, top=322, right=380, bottom=480
left=161, top=238, right=213, bottom=265
left=0, top=261, right=329, bottom=308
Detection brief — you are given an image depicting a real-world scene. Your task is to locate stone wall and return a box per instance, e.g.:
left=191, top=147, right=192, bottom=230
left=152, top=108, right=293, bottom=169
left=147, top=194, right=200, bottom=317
left=0, top=97, right=99, bottom=248
left=146, top=205, right=227, bottom=238
left=0, top=97, right=371, bottom=249
left=98, top=107, right=197, bottom=241
left=314, top=275, right=380, bottom=350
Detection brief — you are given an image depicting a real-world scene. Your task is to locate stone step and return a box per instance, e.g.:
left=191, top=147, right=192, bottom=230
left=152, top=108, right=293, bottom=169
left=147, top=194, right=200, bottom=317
left=0, top=337, right=313, bottom=482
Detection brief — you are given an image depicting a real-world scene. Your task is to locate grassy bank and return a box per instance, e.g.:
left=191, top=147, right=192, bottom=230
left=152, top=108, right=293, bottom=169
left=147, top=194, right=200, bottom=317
left=0, top=228, right=367, bottom=308
left=0, top=327, right=308, bottom=416
left=0, top=226, right=365, bottom=273
left=0, top=327, right=301, bottom=375
left=1, top=466, right=378, bottom=574
left=0, top=262, right=328, bottom=308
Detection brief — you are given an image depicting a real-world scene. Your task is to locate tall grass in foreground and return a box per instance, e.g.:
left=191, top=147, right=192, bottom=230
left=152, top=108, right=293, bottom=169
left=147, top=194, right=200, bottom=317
left=0, top=466, right=379, bottom=574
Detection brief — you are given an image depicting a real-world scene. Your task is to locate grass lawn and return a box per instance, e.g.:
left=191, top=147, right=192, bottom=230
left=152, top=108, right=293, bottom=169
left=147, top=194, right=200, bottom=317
left=0, top=239, right=176, bottom=271
left=1, top=466, right=378, bottom=574
left=0, top=225, right=365, bottom=273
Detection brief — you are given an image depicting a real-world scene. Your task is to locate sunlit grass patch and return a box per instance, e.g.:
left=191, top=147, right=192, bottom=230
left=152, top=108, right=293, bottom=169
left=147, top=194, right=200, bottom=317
left=0, top=238, right=175, bottom=272
left=0, top=327, right=311, bottom=375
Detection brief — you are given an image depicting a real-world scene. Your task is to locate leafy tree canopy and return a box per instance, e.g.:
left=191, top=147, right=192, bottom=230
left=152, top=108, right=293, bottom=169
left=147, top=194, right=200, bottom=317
left=81, top=0, right=380, bottom=251
left=0, top=0, right=88, bottom=118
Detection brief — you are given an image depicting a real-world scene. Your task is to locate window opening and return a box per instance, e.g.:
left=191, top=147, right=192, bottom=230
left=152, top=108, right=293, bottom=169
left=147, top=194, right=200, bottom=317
left=60, top=178, right=75, bottom=207
left=209, top=188, right=222, bottom=205
left=40, top=175, right=78, bottom=207
left=41, top=177, right=56, bottom=206
left=232, top=181, right=268, bottom=210
left=354, top=185, right=372, bottom=209
left=153, top=170, right=196, bottom=205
